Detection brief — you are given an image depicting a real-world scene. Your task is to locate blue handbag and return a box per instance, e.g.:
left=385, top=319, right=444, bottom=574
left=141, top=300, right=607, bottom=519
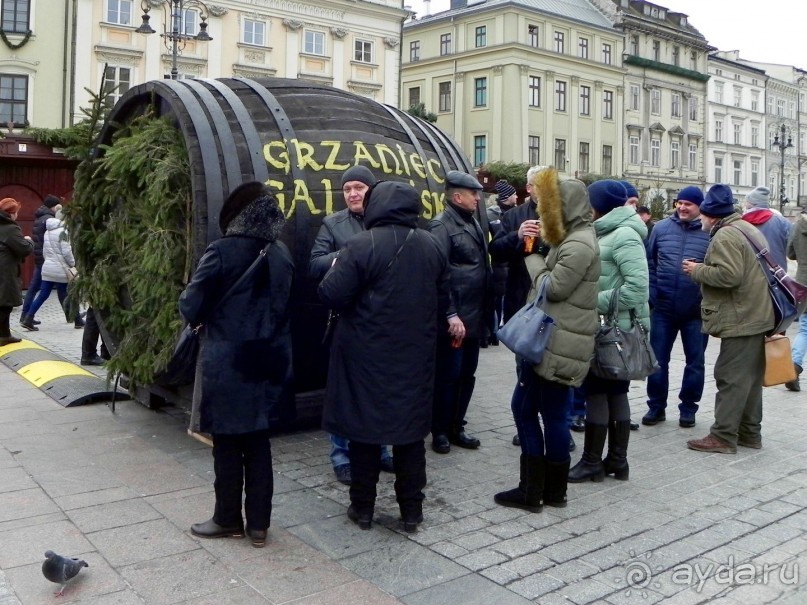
left=497, top=278, right=556, bottom=365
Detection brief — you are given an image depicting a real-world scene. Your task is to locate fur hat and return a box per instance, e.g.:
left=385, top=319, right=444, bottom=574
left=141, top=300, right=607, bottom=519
left=495, top=180, right=517, bottom=204
left=219, top=181, right=273, bottom=233
left=700, top=184, right=735, bottom=218
left=588, top=180, right=628, bottom=215
left=0, top=197, right=21, bottom=214
left=746, top=186, right=771, bottom=209
left=340, top=165, right=376, bottom=189
left=43, top=195, right=62, bottom=209
left=676, top=186, right=704, bottom=206
left=621, top=181, right=639, bottom=199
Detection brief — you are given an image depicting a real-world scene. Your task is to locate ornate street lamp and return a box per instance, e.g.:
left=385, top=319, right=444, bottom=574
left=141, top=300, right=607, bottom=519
left=772, top=123, right=793, bottom=213
left=136, top=0, right=212, bottom=80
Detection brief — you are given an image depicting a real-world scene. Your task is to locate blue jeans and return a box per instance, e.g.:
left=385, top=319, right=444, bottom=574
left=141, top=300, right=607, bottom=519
left=511, top=364, right=571, bottom=462
left=28, top=281, right=68, bottom=318
left=329, top=433, right=391, bottom=470
left=791, top=313, right=807, bottom=368
left=646, top=312, right=709, bottom=415
left=20, top=265, right=42, bottom=316
left=567, top=386, right=586, bottom=426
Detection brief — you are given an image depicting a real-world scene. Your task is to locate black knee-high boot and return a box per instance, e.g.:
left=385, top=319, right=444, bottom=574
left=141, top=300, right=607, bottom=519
left=568, top=422, right=607, bottom=483
left=543, top=458, right=570, bottom=507
left=494, top=454, right=544, bottom=513
left=603, top=420, right=630, bottom=480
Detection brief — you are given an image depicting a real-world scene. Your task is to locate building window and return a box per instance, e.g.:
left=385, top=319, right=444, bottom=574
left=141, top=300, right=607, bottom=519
left=475, top=26, right=486, bottom=48
left=0, top=74, right=28, bottom=126
left=734, top=86, right=742, bottom=108
left=629, top=84, right=639, bottom=110
left=438, top=81, right=451, bottom=112
left=474, top=77, right=487, bottom=108
left=106, top=0, right=133, bottom=25
left=715, top=157, right=723, bottom=182
left=651, top=139, right=660, bottom=166
left=410, top=40, right=420, bottom=62
left=1, top=0, right=30, bottom=32
left=672, top=46, right=680, bottom=66
left=751, top=90, right=759, bottom=111
left=652, top=40, right=660, bottom=62
left=715, top=81, right=723, bottom=104
left=102, top=66, right=131, bottom=108
left=354, top=40, right=373, bottom=63
left=689, top=96, right=698, bottom=121
left=529, top=135, right=541, bottom=165
left=690, top=51, right=698, bottom=70
left=180, top=9, right=198, bottom=35
left=630, top=36, right=639, bottom=55
left=603, top=90, right=613, bottom=120
left=243, top=19, right=266, bottom=46
left=602, top=145, right=613, bottom=175
left=733, top=160, right=742, bottom=185
left=790, top=101, right=796, bottom=119
left=554, top=31, right=565, bottom=54
left=671, top=93, right=681, bottom=117
left=528, top=24, right=539, bottom=48
left=715, top=119, right=723, bottom=142
left=554, top=139, right=566, bottom=171
left=751, top=160, right=759, bottom=187
left=528, top=76, right=541, bottom=108
left=629, top=136, right=639, bottom=164
left=408, top=87, right=420, bottom=109
left=579, top=142, right=590, bottom=173
left=689, top=144, right=697, bottom=169
left=751, top=125, right=759, bottom=147
left=473, top=135, right=486, bottom=166
left=768, top=96, right=774, bottom=114
left=671, top=140, right=680, bottom=168
left=578, top=37, right=588, bottom=59
left=776, top=99, right=785, bottom=117
left=579, top=85, right=590, bottom=116
left=651, top=89, right=660, bottom=115
left=304, top=30, right=325, bottom=55
left=555, top=80, right=566, bottom=112
left=602, top=43, right=612, bottom=65
left=440, top=33, right=452, bottom=55
left=733, top=122, right=742, bottom=145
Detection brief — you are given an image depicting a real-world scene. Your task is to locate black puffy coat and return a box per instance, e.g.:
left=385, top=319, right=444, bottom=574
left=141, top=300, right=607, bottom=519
left=489, top=200, right=538, bottom=322
left=179, top=232, right=294, bottom=435
left=428, top=203, right=491, bottom=339
left=319, top=181, right=449, bottom=445
left=308, top=209, right=364, bottom=281
left=31, top=205, right=56, bottom=267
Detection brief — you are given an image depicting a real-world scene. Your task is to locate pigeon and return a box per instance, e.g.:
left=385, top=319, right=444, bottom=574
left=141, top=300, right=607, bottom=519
left=41, top=550, right=88, bottom=596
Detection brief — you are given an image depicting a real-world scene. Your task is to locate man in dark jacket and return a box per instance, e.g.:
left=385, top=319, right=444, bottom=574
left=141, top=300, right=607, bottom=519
left=642, top=186, right=710, bottom=428
left=319, top=181, right=449, bottom=533
left=309, top=165, right=392, bottom=485
left=19, top=194, right=60, bottom=330
left=428, top=170, right=490, bottom=454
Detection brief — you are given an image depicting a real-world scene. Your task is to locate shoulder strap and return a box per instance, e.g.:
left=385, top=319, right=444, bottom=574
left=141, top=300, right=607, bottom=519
left=729, top=224, right=779, bottom=271
left=217, top=240, right=273, bottom=308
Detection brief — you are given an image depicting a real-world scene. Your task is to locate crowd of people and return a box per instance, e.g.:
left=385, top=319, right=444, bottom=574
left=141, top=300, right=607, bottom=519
left=0, top=165, right=800, bottom=545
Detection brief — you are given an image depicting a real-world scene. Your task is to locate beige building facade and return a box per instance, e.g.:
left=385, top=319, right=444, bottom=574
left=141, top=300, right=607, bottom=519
left=402, top=0, right=625, bottom=177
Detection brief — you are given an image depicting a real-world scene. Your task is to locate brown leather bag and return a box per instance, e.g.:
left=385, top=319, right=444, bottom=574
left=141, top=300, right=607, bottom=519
left=764, top=335, right=797, bottom=387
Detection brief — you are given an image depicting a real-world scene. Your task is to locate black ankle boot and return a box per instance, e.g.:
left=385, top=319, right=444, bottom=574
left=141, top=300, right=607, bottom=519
left=19, top=315, right=38, bottom=331
left=190, top=518, right=244, bottom=539
left=568, top=422, right=607, bottom=483
left=603, top=420, right=631, bottom=480
left=347, top=505, right=373, bottom=530
left=543, top=458, right=570, bottom=507
left=494, top=454, right=543, bottom=513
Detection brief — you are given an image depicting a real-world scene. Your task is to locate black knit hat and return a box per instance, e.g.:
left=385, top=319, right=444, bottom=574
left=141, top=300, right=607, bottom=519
left=495, top=180, right=517, bottom=204
left=43, top=195, right=61, bottom=209
left=219, top=181, right=272, bottom=232
left=341, top=165, right=377, bottom=188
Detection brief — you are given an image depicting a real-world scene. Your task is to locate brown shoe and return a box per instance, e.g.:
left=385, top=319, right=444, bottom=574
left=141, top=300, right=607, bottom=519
left=687, top=434, right=736, bottom=454
left=737, top=437, right=762, bottom=449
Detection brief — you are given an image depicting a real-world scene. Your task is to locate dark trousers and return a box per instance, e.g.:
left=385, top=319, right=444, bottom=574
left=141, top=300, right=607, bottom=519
left=647, top=312, right=709, bottom=414
left=20, top=265, right=41, bottom=316
left=512, top=364, right=571, bottom=462
left=211, top=430, right=273, bottom=531
left=432, top=335, right=480, bottom=435
left=0, top=306, right=11, bottom=337
left=349, top=440, right=426, bottom=519
left=82, top=308, right=109, bottom=358
left=567, top=386, right=586, bottom=424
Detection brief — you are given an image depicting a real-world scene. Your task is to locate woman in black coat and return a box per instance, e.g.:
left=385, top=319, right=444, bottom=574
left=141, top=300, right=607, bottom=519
left=0, top=198, right=34, bottom=345
left=319, top=181, right=449, bottom=532
left=180, top=182, right=293, bottom=548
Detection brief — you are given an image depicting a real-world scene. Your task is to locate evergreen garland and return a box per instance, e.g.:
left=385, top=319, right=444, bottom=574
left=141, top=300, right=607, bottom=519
left=0, top=29, right=33, bottom=50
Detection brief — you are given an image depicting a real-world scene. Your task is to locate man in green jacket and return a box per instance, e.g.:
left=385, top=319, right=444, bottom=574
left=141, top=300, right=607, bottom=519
left=683, top=184, right=774, bottom=454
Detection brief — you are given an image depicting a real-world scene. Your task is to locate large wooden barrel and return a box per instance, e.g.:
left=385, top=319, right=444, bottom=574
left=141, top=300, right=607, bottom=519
left=95, top=77, right=475, bottom=423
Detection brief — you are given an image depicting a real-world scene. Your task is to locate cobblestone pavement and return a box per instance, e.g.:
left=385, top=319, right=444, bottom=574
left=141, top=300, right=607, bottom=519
left=0, top=295, right=806, bottom=604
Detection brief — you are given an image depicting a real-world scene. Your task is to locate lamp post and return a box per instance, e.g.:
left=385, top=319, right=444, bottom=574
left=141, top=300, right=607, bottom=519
left=771, top=123, right=793, bottom=213
left=136, top=0, right=212, bottom=80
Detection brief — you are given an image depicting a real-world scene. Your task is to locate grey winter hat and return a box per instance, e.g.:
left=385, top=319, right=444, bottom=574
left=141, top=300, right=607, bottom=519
left=746, top=186, right=771, bottom=209
left=341, top=165, right=377, bottom=188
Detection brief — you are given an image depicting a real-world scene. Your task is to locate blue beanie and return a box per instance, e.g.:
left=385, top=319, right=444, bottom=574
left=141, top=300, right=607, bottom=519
left=676, top=185, right=704, bottom=206
left=620, top=181, right=639, bottom=199
left=588, top=180, right=628, bottom=215
left=699, top=184, right=735, bottom=217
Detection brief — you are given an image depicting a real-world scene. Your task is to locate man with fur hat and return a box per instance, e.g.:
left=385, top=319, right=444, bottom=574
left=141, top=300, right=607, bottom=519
left=19, top=194, right=61, bottom=331
left=309, top=165, right=392, bottom=485
left=642, top=186, right=710, bottom=429
left=742, top=186, right=791, bottom=269
left=683, top=184, right=774, bottom=453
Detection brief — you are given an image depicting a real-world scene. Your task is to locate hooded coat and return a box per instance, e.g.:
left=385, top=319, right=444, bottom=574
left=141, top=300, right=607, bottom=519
left=743, top=208, right=791, bottom=269
left=319, top=181, right=449, bottom=444
left=179, top=197, right=294, bottom=435
left=523, top=170, right=600, bottom=387
left=41, top=218, right=76, bottom=283
left=787, top=212, right=807, bottom=285
left=0, top=210, right=34, bottom=307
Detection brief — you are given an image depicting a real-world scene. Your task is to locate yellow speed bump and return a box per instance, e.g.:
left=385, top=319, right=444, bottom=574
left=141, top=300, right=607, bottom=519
left=0, top=340, right=45, bottom=354
left=18, top=360, right=94, bottom=387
